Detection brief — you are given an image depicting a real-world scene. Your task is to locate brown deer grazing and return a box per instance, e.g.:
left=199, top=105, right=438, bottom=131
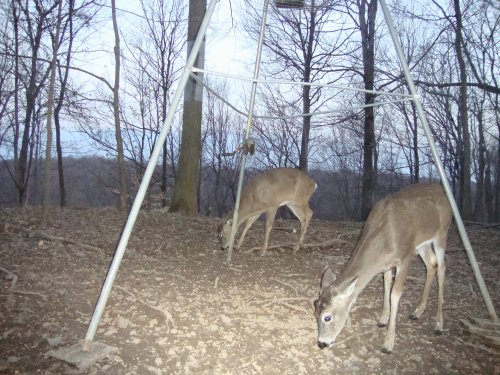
left=314, top=183, right=452, bottom=353
left=217, top=168, right=317, bottom=255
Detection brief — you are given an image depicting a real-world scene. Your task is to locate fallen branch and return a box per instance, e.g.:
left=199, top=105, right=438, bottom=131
left=334, top=326, right=379, bottom=347
left=271, top=278, right=299, bottom=297
left=463, top=221, right=500, bottom=228
left=243, top=238, right=353, bottom=254
left=116, top=285, right=175, bottom=329
left=277, top=302, right=311, bottom=314
left=12, top=290, right=48, bottom=301
left=34, top=231, right=104, bottom=253
left=460, top=317, right=500, bottom=351
left=258, top=297, right=311, bottom=314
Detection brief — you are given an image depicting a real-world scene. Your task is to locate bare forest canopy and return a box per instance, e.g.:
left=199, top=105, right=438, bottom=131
left=0, top=0, right=498, bottom=222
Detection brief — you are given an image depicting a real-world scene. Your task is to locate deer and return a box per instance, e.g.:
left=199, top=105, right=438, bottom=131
left=314, top=183, right=452, bottom=354
left=217, top=168, right=317, bottom=256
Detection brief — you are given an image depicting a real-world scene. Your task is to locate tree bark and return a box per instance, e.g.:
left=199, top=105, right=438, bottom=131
left=169, top=0, right=205, bottom=215
left=42, top=0, right=63, bottom=221
left=359, top=0, right=377, bottom=220
left=111, top=0, right=128, bottom=211
left=54, top=0, right=75, bottom=208
left=12, top=1, right=20, bottom=201
left=16, top=1, right=54, bottom=206
left=453, top=0, right=472, bottom=219
left=298, top=5, right=316, bottom=173
left=495, top=118, right=500, bottom=222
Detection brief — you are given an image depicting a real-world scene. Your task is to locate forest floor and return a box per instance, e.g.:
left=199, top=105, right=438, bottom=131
left=0, top=207, right=499, bottom=374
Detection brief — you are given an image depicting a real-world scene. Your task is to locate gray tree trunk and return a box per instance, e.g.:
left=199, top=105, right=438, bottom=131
left=111, top=0, right=128, bottom=211
left=359, top=0, right=377, bottom=220
left=169, top=0, right=205, bottom=215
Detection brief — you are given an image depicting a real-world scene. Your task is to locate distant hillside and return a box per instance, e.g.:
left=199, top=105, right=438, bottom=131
left=0, top=157, right=420, bottom=220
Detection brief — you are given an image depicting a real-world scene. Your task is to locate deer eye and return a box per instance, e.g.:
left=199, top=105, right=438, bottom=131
left=324, top=314, right=332, bottom=322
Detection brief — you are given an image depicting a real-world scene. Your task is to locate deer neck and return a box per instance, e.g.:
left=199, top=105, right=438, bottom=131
left=336, top=243, right=384, bottom=297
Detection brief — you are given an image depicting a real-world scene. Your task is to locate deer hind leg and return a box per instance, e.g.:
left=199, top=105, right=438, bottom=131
left=287, top=204, right=312, bottom=253
left=236, top=214, right=260, bottom=250
left=261, top=207, right=278, bottom=255
left=434, top=234, right=447, bottom=335
left=410, top=243, right=437, bottom=321
left=382, top=261, right=411, bottom=354
left=378, top=269, right=393, bottom=327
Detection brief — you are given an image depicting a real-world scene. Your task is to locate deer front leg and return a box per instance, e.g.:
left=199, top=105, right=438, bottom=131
left=378, top=269, right=393, bottom=327
left=236, top=215, right=259, bottom=250
left=261, top=207, right=278, bottom=256
left=382, top=263, right=410, bottom=354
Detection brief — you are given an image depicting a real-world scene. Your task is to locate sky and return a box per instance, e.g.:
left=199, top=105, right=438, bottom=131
left=56, top=0, right=257, bottom=157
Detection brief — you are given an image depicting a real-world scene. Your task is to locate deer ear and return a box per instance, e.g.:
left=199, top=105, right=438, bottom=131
left=341, top=278, right=358, bottom=298
left=320, top=267, right=336, bottom=289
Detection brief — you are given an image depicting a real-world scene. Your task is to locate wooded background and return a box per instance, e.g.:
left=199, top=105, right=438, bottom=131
left=0, top=0, right=498, bottom=222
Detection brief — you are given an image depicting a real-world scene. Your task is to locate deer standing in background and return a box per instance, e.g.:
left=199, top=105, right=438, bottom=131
left=314, top=183, right=452, bottom=353
left=217, top=168, right=317, bottom=255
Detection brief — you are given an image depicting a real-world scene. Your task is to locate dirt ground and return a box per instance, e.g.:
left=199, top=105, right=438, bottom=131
left=0, top=207, right=499, bottom=374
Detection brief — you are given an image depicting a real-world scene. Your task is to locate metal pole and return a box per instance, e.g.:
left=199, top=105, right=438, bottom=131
left=226, top=0, right=270, bottom=262
left=379, top=0, right=497, bottom=321
left=82, top=0, right=220, bottom=350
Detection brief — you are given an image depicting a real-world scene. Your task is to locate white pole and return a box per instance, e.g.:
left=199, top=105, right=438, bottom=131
left=82, top=0, right=220, bottom=350
left=379, top=0, right=497, bottom=321
left=226, top=0, right=270, bottom=262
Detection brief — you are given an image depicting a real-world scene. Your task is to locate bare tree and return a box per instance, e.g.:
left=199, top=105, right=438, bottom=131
left=110, top=0, right=127, bottom=211
left=0, top=6, right=15, bottom=153
left=52, top=0, right=100, bottom=207
left=242, top=1, right=353, bottom=173
left=170, top=0, right=206, bottom=215
left=122, top=0, right=186, bottom=207
left=450, top=0, right=472, bottom=219
left=13, top=0, right=55, bottom=206
left=200, top=78, right=242, bottom=216
left=349, top=0, right=378, bottom=220
left=41, top=0, right=63, bottom=221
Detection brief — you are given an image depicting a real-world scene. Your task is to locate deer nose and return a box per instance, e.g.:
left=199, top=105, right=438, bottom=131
left=317, top=341, right=329, bottom=350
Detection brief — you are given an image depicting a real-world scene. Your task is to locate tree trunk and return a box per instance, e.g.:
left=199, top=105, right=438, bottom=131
left=474, top=97, right=487, bottom=221
left=298, top=5, right=316, bottom=173
left=54, top=0, right=75, bottom=208
left=359, top=0, right=377, bottom=220
left=411, top=102, right=419, bottom=183
left=12, top=1, right=20, bottom=201
left=42, top=0, right=63, bottom=221
left=162, top=142, right=168, bottom=207
left=15, top=1, right=54, bottom=207
left=484, top=163, right=493, bottom=221
left=495, top=133, right=500, bottom=222
left=453, top=0, right=472, bottom=219
left=169, top=0, right=205, bottom=216
left=111, top=0, right=128, bottom=211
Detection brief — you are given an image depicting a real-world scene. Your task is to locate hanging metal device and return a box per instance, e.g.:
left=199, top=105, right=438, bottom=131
left=275, top=0, right=305, bottom=8
left=222, top=138, right=256, bottom=157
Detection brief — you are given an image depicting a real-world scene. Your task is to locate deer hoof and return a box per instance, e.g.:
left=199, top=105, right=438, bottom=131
left=434, top=329, right=443, bottom=336
left=409, top=314, right=418, bottom=320
left=377, top=322, right=387, bottom=328
left=381, top=347, right=392, bottom=354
